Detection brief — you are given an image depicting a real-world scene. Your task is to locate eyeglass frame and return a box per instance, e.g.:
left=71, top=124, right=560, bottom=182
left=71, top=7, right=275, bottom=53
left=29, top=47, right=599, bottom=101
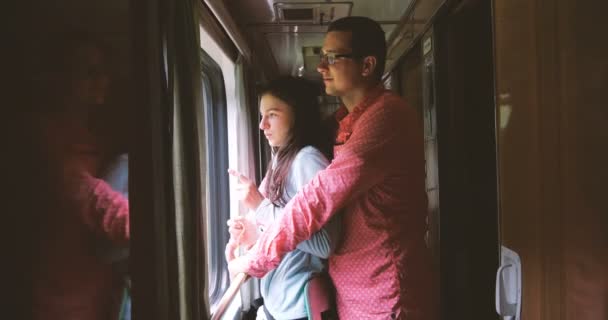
left=318, top=51, right=357, bottom=65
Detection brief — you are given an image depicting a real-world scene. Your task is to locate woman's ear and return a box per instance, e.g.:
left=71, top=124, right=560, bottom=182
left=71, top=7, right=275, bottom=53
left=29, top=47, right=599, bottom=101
left=361, top=56, right=377, bottom=77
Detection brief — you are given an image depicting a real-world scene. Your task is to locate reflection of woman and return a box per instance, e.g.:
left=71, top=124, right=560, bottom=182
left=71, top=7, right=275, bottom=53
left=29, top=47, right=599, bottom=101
left=225, top=76, right=340, bottom=320
left=31, top=34, right=129, bottom=320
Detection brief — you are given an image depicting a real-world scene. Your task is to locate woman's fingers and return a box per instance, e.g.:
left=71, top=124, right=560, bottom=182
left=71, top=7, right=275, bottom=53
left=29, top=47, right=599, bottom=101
left=235, top=184, right=252, bottom=191
left=227, top=216, right=247, bottom=227
left=228, top=223, right=244, bottom=237
left=228, top=217, right=251, bottom=244
left=227, top=168, right=241, bottom=177
left=227, top=169, right=250, bottom=184
left=225, top=241, right=237, bottom=262
left=227, top=219, right=244, bottom=228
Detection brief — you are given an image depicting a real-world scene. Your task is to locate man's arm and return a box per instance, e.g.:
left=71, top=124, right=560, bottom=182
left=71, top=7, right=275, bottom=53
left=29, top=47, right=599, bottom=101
left=77, top=173, right=130, bottom=245
left=245, top=98, right=415, bottom=277
left=295, top=215, right=340, bottom=259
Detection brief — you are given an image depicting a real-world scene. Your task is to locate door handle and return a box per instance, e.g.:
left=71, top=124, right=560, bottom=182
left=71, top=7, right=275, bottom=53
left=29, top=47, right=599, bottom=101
left=496, top=246, right=521, bottom=320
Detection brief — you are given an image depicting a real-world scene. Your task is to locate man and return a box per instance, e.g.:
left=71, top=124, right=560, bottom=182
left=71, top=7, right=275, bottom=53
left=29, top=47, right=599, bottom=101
left=31, top=36, right=130, bottom=320
left=229, top=16, right=437, bottom=320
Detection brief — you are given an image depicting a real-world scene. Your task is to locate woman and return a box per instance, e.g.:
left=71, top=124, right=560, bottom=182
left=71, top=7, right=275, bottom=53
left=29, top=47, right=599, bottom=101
left=30, top=34, right=130, bottom=320
left=226, top=76, right=340, bottom=320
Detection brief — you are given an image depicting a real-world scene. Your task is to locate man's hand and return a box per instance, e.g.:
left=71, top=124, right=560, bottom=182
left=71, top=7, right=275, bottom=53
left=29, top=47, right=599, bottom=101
left=228, top=169, right=264, bottom=210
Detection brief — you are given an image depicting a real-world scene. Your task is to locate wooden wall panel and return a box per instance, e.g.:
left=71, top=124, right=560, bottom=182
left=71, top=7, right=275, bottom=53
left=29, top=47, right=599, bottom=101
left=494, top=0, right=607, bottom=319
left=557, top=1, right=608, bottom=319
left=493, top=0, right=544, bottom=319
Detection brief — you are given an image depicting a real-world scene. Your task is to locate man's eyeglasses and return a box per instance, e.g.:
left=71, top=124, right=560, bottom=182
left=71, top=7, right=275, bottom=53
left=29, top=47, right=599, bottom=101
left=319, top=52, right=355, bottom=65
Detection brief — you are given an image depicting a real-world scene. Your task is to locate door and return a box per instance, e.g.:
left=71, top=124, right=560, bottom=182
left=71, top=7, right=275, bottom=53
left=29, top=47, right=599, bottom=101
left=434, top=1, right=499, bottom=318
left=493, top=0, right=608, bottom=319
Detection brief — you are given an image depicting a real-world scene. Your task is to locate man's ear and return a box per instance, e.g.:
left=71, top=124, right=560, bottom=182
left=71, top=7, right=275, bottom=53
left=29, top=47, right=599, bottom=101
left=361, top=56, right=377, bottom=77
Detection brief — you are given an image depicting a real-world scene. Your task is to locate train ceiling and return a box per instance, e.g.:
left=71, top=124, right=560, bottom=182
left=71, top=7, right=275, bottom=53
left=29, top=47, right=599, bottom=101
left=224, top=0, right=414, bottom=79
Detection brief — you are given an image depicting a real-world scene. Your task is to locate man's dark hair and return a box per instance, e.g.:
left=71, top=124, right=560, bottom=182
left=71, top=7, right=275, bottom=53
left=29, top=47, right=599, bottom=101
left=328, top=16, right=387, bottom=81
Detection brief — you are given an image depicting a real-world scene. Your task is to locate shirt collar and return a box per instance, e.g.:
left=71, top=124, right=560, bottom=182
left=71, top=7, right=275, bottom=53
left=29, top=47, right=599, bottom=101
left=334, top=85, right=386, bottom=144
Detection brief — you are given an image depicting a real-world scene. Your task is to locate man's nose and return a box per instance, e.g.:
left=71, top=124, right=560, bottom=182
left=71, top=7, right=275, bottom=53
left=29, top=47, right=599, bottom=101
left=317, top=60, right=329, bottom=74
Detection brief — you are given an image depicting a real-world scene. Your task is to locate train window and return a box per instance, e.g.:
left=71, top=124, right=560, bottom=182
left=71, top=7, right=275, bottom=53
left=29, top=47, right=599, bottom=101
left=200, top=25, right=258, bottom=315
left=201, top=47, right=231, bottom=309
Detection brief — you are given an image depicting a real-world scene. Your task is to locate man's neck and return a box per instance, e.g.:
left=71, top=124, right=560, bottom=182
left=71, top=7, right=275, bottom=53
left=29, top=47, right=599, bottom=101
left=61, top=104, right=91, bottom=125
left=341, top=82, right=381, bottom=113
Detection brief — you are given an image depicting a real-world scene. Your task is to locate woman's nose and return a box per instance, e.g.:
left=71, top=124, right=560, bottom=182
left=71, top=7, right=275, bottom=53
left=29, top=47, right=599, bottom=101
left=259, top=117, right=267, bottom=130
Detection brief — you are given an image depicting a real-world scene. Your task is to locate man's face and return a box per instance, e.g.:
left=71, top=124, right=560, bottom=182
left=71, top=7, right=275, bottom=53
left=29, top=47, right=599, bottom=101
left=65, top=44, right=109, bottom=107
left=317, top=31, right=364, bottom=97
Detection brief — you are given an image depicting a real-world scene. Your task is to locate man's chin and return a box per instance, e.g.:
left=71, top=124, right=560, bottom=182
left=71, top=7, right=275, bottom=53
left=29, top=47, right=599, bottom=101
left=324, top=86, right=339, bottom=96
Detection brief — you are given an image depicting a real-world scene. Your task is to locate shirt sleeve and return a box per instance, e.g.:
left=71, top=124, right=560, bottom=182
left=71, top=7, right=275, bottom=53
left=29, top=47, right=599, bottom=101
left=76, top=172, right=130, bottom=245
left=295, top=215, right=340, bottom=259
left=39, top=117, right=130, bottom=245
left=246, top=97, right=417, bottom=277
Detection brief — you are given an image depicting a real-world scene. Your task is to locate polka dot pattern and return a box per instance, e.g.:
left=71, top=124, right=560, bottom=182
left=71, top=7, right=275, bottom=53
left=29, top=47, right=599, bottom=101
left=248, top=89, right=438, bottom=319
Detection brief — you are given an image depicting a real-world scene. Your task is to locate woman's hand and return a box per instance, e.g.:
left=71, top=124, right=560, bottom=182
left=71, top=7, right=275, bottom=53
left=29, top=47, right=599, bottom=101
left=228, top=254, right=251, bottom=280
left=228, top=169, right=264, bottom=210
left=227, top=216, right=257, bottom=248
left=225, top=240, right=238, bottom=263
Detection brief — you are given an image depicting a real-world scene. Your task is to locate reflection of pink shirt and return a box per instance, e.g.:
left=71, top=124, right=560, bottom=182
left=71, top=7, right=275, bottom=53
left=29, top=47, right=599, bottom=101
left=246, top=87, right=438, bottom=320
left=32, top=115, right=129, bottom=320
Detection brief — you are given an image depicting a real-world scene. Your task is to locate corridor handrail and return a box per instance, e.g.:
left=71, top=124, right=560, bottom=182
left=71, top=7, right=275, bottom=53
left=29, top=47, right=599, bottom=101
left=211, top=273, right=249, bottom=320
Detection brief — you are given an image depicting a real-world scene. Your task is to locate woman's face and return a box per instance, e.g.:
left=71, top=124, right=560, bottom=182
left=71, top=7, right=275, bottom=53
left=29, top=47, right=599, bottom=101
left=259, top=93, right=295, bottom=148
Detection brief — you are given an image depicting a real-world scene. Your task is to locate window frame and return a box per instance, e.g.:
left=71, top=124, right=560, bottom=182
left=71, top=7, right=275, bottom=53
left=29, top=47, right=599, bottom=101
left=200, top=49, right=231, bottom=308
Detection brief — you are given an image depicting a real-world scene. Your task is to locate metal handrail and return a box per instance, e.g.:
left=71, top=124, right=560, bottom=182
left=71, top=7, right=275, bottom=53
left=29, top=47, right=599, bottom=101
left=210, top=273, right=250, bottom=320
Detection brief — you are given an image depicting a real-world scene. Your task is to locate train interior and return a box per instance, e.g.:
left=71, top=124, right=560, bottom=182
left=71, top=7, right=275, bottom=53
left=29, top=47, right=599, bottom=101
left=5, top=0, right=606, bottom=319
